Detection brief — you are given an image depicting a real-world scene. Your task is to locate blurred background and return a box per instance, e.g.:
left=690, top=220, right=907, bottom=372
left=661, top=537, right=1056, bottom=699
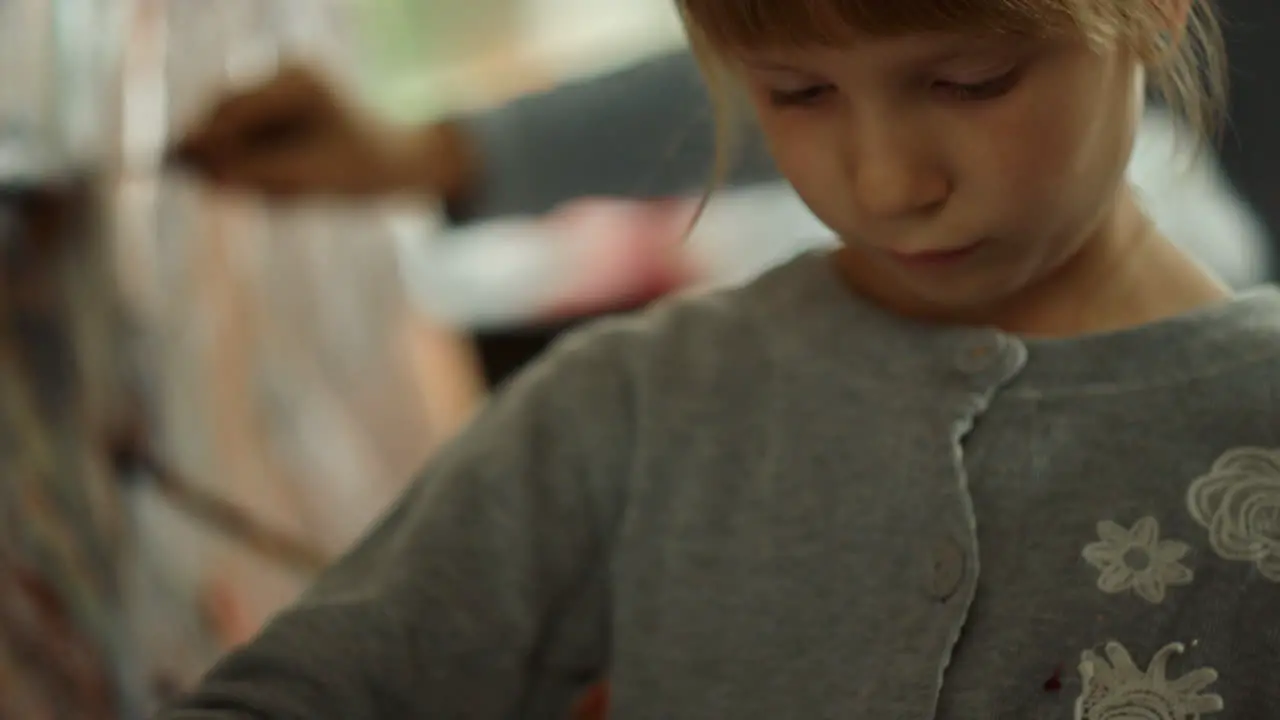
left=1, top=1, right=1277, bottom=718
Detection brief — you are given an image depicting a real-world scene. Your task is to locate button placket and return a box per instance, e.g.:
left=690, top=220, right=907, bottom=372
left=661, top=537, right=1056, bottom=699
left=929, top=538, right=968, bottom=603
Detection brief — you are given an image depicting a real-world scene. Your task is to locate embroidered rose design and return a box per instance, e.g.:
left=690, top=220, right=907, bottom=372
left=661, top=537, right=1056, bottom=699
left=1082, top=517, right=1193, bottom=604
left=1075, top=641, right=1223, bottom=720
left=1186, top=447, right=1280, bottom=581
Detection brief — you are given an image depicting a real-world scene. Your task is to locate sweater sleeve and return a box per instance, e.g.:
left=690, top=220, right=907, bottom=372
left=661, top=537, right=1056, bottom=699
left=452, top=49, right=779, bottom=221
left=157, top=327, right=633, bottom=719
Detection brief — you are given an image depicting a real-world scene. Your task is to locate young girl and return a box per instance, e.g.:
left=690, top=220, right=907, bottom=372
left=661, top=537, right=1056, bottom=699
left=162, top=0, right=1280, bottom=717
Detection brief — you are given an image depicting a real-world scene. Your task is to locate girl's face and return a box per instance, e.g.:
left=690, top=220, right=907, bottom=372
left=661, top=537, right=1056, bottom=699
left=734, top=31, right=1143, bottom=317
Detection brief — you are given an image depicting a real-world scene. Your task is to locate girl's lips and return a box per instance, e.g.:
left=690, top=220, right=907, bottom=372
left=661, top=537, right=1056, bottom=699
left=886, top=239, right=985, bottom=267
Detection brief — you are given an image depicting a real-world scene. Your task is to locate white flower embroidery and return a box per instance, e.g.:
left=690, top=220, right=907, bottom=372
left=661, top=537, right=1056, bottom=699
left=1186, top=447, right=1280, bottom=581
left=1082, top=517, right=1193, bottom=604
left=1075, top=641, right=1223, bottom=720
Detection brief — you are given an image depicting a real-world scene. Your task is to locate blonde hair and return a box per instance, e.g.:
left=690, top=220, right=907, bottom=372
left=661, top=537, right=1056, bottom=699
left=677, top=0, right=1227, bottom=226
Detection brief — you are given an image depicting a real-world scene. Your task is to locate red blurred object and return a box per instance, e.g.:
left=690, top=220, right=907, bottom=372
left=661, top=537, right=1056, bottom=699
left=1043, top=665, right=1063, bottom=692
left=574, top=682, right=610, bottom=720
left=538, top=197, right=703, bottom=320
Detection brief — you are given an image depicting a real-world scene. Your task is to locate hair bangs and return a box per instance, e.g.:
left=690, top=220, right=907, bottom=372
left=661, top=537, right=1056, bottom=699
left=679, top=0, right=1078, bottom=54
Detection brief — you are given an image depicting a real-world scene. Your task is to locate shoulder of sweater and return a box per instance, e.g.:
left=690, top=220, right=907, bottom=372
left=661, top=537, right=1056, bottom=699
left=1202, top=288, right=1280, bottom=368
left=551, top=285, right=771, bottom=374
left=530, top=261, right=813, bottom=396
left=552, top=257, right=814, bottom=366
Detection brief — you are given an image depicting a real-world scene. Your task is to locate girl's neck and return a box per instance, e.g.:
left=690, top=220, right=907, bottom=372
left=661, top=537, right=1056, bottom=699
left=836, top=187, right=1230, bottom=337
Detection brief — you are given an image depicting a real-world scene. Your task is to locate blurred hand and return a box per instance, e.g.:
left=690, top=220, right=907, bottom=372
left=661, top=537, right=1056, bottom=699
left=170, top=64, right=473, bottom=200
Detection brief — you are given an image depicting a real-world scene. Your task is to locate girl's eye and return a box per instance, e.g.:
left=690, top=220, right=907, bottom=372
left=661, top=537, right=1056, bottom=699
left=768, top=84, right=834, bottom=108
left=933, top=68, right=1022, bottom=101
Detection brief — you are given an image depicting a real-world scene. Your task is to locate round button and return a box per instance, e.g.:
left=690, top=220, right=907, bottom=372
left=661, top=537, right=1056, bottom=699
left=956, top=335, right=1006, bottom=374
left=929, top=539, right=968, bottom=602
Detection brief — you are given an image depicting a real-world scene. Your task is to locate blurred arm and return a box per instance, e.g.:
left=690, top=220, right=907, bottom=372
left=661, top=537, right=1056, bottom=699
left=446, top=50, right=779, bottom=221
